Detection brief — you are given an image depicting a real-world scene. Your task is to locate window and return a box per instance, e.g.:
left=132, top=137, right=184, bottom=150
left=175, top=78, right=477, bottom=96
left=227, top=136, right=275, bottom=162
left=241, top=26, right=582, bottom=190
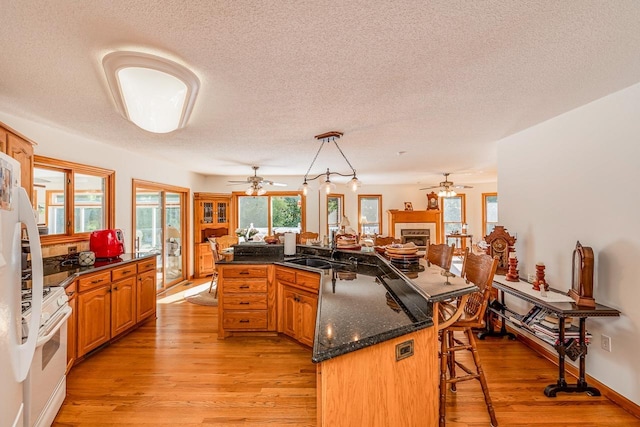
left=482, top=193, right=498, bottom=236
left=34, top=156, right=115, bottom=244
left=358, top=195, right=382, bottom=236
left=327, top=194, right=344, bottom=237
left=235, top=192, right=305, bottom=236
left=442, top=194, right=466, bottom=236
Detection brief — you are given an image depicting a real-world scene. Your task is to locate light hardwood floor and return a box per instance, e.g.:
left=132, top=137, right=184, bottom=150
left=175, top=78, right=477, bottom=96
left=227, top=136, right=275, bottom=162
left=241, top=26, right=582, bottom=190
left=53, top=279, right=640, bottom=426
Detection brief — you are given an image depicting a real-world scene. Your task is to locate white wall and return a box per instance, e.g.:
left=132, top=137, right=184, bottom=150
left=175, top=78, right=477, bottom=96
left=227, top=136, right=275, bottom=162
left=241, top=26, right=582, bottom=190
left=0, top=112, right=206, bottom=276
left=497, top=83, right=640, bottom=404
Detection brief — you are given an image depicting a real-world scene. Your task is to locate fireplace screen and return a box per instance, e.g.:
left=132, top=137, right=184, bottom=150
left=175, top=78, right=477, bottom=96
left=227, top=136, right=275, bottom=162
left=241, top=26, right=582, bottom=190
left=401, top=229, right=430, bottom=248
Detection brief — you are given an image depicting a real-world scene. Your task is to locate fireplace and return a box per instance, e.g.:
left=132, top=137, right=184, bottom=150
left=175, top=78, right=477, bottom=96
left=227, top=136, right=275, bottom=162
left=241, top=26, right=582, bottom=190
left=401, top=229, right=430, bottom=249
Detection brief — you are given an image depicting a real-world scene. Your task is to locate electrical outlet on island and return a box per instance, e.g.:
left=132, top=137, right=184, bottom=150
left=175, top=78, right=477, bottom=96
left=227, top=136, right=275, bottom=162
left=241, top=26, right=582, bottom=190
left=68, top=246, right=77, bottom=255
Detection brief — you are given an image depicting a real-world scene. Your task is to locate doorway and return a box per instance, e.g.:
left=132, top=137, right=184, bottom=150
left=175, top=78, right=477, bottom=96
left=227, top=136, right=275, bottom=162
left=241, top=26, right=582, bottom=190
left=132, top=180, right=189, bottom=292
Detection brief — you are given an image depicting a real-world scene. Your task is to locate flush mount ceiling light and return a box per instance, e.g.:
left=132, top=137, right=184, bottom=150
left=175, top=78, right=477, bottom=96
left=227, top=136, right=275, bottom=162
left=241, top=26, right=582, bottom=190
left=301, top=131, right=361, bottom=195
left=102, top=51, right=200, bottom=133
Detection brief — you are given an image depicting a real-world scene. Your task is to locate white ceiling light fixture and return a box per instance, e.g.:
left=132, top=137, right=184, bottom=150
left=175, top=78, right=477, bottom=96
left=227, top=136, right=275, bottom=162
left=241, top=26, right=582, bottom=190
left=102, top=51, right=200, bottom=133
left=301, top=131, right=361, bottom=196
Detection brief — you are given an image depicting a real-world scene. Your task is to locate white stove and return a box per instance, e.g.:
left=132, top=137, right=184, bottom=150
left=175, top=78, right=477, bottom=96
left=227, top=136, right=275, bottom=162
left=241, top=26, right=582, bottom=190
left=21, top=286, right=71, bottom=426
left=22, top=286, right=69, bottom=340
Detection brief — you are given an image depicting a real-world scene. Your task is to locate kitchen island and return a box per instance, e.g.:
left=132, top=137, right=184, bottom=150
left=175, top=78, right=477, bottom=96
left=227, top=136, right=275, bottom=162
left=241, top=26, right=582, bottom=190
left=217, top=245, right=477, bottom=426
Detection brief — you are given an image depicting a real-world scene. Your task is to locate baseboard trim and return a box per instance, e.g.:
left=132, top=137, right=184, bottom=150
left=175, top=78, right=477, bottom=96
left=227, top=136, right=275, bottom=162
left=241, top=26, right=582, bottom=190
left=503, top=323, right=640, bottom=418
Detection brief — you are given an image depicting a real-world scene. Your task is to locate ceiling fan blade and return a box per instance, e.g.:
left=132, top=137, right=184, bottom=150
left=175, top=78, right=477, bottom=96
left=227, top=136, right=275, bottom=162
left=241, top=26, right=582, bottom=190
left=453, top=184, right=474, bottom=189
left=419, top=185, right=440, bottom=190
left=228, top=180, right=249, bottom=184
left=270, top=182, right=287, bottom=187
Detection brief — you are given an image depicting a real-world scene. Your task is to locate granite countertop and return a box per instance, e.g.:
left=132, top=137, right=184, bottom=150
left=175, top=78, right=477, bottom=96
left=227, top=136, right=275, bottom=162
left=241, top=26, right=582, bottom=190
left=24, top=252, right=157, bottom=289
left=218, top=244, right=479, bottom=363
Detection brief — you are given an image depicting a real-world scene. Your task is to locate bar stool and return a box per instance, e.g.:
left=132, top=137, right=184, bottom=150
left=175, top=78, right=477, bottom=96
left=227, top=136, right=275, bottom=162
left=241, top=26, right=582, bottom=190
left=426, top=243, right=455, bottom=271
left=439, top=249, right=499, bottom=427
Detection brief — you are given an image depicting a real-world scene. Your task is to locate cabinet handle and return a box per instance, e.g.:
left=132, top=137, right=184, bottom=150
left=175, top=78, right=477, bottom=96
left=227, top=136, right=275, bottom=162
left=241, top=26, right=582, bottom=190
left=91, top=279, right=104, bottom=284
left=113, top=286, right=118, bottom=291
left=123, top=270, right=132, bottom=274
left=239, top=301, right=250, bottom=305
left=67, top=291, right=75, bottom=297
left=239, top=319, right=250, bottom=323
left=239, top=285, right=250, bottom=289
left=239, top=271, right=250, bottom=275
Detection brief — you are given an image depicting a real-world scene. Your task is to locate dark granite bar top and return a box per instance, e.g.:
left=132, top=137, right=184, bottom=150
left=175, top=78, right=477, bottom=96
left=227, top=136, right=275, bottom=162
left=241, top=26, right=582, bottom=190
left=218, top=244, right=479, bottom=363
left=23, top=252, right=157, bottom=289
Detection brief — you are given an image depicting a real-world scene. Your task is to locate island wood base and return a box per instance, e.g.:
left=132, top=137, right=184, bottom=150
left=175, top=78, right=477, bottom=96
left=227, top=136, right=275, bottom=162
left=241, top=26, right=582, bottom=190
left=316, top=326, right=438, bottom=426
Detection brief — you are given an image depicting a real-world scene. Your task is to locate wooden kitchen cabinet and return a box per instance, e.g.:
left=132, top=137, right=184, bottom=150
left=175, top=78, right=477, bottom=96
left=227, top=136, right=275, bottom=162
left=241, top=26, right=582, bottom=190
left=194, top=193, right=231, bottom=278
left=111, top=276, right=137, bottom=337
left=77, top=279, right=111, bottom=357
left=1, top=123, right=35, bottom=201
left=74, top=257, right=157, bottom=360
left=136, top=259, right=157, bottom=322
left=217, top=264, right=275, bottom=338
left=276, top=266, right=320, bottom=347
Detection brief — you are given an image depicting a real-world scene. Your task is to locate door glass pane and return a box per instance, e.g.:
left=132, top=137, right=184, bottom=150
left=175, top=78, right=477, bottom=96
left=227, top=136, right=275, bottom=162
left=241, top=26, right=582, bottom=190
left=135, top=190, right=163, bottom=290
left=74, top=173, right=105, bottom=233
left=165, top=192, right=182, bottom=281
left=485, top=195, right=498, bottom=235
left=34, top=167, right=66, bottom=235
left=271, top=195, right=302, bottom=234
left=216, top=201, right=227, bottom=223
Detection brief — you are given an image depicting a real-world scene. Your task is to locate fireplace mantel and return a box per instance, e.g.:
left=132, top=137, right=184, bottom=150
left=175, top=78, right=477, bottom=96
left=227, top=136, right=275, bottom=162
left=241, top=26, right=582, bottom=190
left=388, top=209, right=442, bottom=243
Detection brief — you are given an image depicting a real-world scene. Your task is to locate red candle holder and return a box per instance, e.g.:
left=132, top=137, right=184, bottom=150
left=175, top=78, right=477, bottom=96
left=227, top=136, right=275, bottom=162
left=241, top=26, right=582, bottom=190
left=505, top=256, right=519, bottom=282
left=533, top=262, right=548, bottom=291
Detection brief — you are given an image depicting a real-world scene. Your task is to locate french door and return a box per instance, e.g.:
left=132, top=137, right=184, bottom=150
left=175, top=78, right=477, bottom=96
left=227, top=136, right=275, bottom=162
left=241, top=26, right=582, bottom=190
left=132, top=180, right=189, bottom=292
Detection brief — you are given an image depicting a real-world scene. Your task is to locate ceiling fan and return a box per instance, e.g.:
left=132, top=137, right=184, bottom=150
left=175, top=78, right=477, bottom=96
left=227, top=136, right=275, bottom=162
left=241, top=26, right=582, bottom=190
left=228, top=166, right=287, bottom=195
left=419, top=173, right=473, bottom=197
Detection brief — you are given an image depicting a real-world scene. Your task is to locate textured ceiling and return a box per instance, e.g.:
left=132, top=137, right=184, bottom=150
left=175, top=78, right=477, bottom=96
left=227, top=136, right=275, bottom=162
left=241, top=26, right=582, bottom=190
left=2, top=1, right=640, bottom=186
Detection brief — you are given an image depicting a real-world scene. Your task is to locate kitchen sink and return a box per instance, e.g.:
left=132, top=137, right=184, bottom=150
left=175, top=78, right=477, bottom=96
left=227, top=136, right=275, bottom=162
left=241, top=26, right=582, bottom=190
left=287, top=258, right=333, bottom=269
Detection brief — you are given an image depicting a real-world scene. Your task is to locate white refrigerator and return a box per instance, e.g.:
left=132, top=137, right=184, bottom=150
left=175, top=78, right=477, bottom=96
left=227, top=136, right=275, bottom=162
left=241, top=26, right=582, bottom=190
left=0, top=152, right=44, bottom=427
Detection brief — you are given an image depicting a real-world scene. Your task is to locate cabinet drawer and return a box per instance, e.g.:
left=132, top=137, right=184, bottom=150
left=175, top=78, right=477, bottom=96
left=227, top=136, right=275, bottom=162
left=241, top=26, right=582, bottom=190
left=275, top=267, right=296, bottom=283
left=223, top=294, right=267, bottom=310
left=137, top=258, right=156, bottom=273
left=223, top=311, right=268, bottom=329
left=78, top=271, right=111, bottom=292
left=111, top=263, right=137, bottom=281
left=296, top=271, right=320, bottom=292
left=222, top=266, right=267, bottom=278
left=224, top=279, right=267, bottom=293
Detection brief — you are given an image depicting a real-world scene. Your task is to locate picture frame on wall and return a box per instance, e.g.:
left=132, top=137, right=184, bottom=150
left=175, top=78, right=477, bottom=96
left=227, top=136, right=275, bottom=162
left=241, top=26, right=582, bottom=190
left=404, top=202, right=413, bottom=211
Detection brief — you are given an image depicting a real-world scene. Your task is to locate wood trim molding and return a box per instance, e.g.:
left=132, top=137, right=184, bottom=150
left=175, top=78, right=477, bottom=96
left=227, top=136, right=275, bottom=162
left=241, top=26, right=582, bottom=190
left=387, top=209, right=442, bottom=243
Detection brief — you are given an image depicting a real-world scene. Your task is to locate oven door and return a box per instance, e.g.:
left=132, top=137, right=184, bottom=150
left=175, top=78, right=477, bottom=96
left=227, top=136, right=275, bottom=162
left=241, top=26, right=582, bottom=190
left=24, top=306, right=71, bottom=427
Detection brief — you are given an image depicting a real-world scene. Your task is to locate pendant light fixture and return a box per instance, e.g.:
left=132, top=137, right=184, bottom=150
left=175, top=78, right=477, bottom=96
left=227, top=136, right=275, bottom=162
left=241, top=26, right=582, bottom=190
left=301, top=131, right=361, bottom=196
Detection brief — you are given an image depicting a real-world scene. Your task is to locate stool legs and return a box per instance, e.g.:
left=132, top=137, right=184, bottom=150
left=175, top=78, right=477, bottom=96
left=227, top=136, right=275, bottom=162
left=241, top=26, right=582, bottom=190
left=439, top=327, right=498, bottom=427
left=465, top=328, right=498, bottom=427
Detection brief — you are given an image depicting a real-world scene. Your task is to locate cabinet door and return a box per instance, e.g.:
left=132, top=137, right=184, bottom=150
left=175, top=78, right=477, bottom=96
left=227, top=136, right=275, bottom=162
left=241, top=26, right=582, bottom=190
left=6, top=133, right=34, bottom=199
left=297, top=291, right=318, bottom=347
left=77, top=285, right=111, bottom=357
left=200, top=201, right=214, bottom=224
left=137, top=269, right=157, bottom=322
left=215, top=200, right=228, bottom=225
left=111, top=277, right=136, bottom=337
left=196, top=243, right=214, bottom=277
left=282, top=287, right=298, bottom=339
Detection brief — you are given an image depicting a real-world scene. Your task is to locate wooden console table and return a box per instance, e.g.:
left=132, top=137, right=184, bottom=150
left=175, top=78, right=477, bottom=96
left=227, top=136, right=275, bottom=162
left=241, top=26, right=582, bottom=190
left=491, top=275, right=620, bottom=397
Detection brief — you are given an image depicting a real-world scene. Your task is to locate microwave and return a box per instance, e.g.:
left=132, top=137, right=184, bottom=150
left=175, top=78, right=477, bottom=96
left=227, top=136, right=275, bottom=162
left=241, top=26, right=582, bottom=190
left=90, top=229, right=125, bottom=259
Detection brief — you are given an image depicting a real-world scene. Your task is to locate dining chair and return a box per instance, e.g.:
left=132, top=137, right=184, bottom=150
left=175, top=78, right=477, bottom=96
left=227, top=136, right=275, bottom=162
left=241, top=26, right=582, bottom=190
left=426, top=243, right=455, bottom=271
left=439, top=249, right=499, bottom=427
left=207, top=238, right=220, bottom=296
left=215, top=235, right=238, bottom=255
left=299, top=231, right=319, bottom=244
left=373, top=236, right=397, bottom=246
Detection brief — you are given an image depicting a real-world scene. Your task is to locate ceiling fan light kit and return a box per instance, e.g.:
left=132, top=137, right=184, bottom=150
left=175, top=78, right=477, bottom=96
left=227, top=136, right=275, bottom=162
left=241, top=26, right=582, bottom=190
left=229, top=165, right=286, bottom=196
left=420, top=173, right=473, bottom=197
left=301, top=131, right=361, bottom=196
